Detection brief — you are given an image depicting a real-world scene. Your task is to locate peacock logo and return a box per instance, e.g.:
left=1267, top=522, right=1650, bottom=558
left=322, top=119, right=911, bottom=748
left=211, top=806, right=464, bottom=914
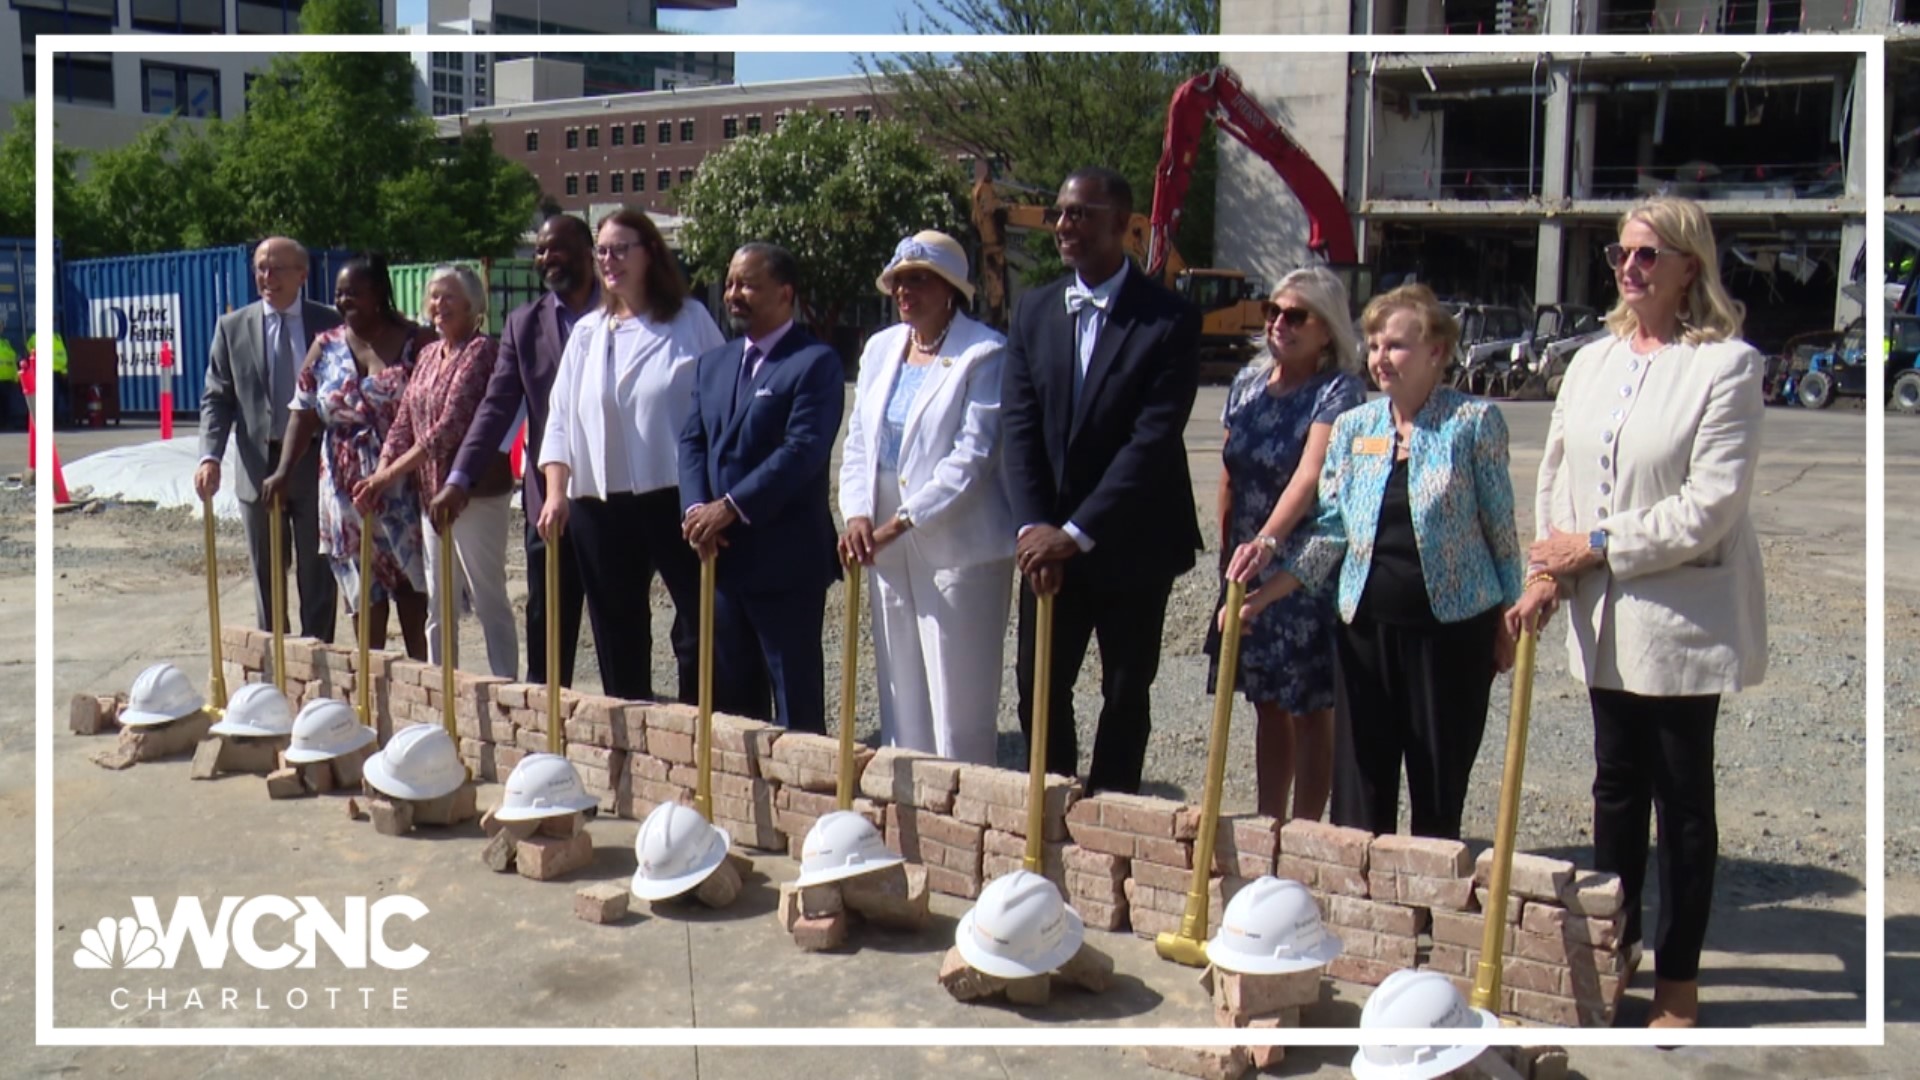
left=73, top=916, right=164, bottom=970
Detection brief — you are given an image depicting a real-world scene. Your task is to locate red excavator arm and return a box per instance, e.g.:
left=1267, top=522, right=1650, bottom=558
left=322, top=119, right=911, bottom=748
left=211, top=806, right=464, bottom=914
left=1148, top=66, right=1358, bottom=277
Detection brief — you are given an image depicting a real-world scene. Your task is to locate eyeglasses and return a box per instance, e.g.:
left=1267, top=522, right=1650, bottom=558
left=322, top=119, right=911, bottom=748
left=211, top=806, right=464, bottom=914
left=595, top=242, right=637, bottom=261
left=891, top=270, right=940, bottom=289
left=1604, top=243, right=1683, bottom=270
left=1042, top=203, right=1113, bottom=227
left=1260, top=303, right=1313, bottom=328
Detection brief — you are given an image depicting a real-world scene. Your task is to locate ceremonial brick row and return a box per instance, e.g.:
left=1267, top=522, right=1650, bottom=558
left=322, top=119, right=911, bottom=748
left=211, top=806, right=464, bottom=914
left=210, top=626, right=1629, bottom=1027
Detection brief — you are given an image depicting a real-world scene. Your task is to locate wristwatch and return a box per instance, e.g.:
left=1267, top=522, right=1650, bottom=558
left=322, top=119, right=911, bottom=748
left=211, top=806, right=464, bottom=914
left=1255, top=534, right=1279, bottom=553
left=895, top=506, right=915, bottom=529
left=1588, top=528, right=1609, bottom=560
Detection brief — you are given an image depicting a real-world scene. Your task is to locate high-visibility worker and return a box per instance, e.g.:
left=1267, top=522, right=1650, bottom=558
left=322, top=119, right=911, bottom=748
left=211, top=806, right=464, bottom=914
left=26, top=331, right=66, bottom=377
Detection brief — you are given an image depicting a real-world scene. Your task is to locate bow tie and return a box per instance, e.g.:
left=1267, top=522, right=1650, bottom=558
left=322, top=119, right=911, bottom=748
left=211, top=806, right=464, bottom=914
left=1064, top=284, right=1111, bottom=315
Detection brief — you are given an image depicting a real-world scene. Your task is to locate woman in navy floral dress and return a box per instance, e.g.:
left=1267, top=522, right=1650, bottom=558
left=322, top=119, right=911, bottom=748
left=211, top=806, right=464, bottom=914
left=1206, top=267, right=1366, bottom=820
left=264, top=255, right=431, bottom=658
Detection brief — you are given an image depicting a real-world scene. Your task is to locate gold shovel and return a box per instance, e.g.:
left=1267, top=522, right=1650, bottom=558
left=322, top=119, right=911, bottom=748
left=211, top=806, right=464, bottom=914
left=1472, top=627, right=1539, bottom=1012
left=546, top=521, right=565, bottom=755
left=269, top=492, right=286, bottom=695
left=1023, top=590, right=1056, bottom=873
left=1157, top=578, right=1247, bottom=967
left=438, top=524, right=459, bottom=747
left=356, top=521, right=373, bottom=726
left=202, top=493, right=229, bottom=716
left=694, top=551, right=716, bottom=822
left=836, top=557, right=862, bottom=811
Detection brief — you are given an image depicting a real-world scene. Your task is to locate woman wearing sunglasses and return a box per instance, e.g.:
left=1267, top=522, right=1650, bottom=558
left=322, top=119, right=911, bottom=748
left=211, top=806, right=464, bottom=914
left=837, top=231, right=1013, bottom=764
left=1211, top=268, right=1366, bottom=820
left=536, top=208, right=724, bottom=701
left=1229, top=283, right=1523, bottom=843
left=1508, top=196, right=1766, bottom=1029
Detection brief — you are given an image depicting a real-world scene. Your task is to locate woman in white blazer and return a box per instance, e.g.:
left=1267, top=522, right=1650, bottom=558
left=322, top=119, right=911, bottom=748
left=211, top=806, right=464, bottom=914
left=1509, top=196, right=1766, bottom=1029
left=839, top=231, right=1014, bottom=764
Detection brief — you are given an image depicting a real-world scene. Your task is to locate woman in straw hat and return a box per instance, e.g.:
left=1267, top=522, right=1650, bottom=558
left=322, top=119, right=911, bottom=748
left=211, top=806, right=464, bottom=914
left=838, top=230, right=1014, bottom=764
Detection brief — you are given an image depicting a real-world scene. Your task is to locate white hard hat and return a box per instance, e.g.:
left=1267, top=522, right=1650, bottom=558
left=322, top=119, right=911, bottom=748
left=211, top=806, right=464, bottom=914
left=793, top=810, right=904, bottom=888
left=1349, top=969, right=1501, bottom=1080
left=361, top=724, right=466, bottom=802
left=954, top=869, right=1084, bottom=979
left=119, top=663, right=205, bottom=727
left=491, top=753, right=599, bottom=822
left=629, top=801, right=731, bottom=901
left=209, top=682, right=295, bottom=738
left=282, top=698, right=377, bottom=764
left=1206, top=875, right=1344, bottom=974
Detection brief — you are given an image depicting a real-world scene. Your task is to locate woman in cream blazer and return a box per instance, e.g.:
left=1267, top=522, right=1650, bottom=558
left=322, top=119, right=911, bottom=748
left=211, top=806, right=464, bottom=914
left=1513, top=196, right=1766, bottom=1029
left=838, top=231, right=1014, bottom=765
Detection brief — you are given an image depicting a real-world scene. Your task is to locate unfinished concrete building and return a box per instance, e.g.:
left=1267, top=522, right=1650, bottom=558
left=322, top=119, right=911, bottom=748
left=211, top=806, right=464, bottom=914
left=1220, top=0, right=1891, bottom=354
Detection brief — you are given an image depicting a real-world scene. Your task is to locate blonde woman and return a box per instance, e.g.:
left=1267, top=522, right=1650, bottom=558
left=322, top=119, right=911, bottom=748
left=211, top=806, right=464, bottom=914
left=1211, top=267, right=1365, bottom=821
left=1509, top=196, right=1766, bottom=1029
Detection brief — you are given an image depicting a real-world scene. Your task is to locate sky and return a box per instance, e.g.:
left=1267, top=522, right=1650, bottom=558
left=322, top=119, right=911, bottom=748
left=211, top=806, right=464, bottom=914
left=656, top=0, right=924, bottom=82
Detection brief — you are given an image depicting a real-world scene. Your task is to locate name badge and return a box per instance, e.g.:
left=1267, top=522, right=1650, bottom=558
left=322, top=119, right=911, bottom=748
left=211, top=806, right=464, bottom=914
left=1353, top=436, right=1391, bottom=456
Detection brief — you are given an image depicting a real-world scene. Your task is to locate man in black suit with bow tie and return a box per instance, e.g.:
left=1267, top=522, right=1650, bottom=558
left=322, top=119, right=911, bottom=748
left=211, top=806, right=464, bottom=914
left=1001, top=166, right=1202, bottom=796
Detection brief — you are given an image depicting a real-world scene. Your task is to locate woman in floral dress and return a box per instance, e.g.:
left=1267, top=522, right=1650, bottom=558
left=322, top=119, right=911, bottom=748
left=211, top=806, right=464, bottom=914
left=1207, top=267, right=1366, bottom=821
left=264, top=255, right=431, bottom=658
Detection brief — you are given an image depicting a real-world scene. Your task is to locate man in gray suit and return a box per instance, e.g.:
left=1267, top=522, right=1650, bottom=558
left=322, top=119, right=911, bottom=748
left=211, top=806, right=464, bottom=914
left=196, top=236, right=340, bottom=642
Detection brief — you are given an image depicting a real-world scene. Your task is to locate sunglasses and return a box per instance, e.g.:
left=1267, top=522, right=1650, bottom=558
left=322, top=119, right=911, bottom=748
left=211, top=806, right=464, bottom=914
left=1604, top=243, right=1683, bottom=270
left=1260, top=303, right=1313, bottom=328
left=891, top=270, right=941, bottom=289
left=1042, top=203, right=1114, bottom=226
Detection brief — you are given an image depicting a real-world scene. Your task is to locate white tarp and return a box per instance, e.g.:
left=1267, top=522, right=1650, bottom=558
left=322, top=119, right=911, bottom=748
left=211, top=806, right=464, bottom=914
left=63, top=438, right=246, bottom=521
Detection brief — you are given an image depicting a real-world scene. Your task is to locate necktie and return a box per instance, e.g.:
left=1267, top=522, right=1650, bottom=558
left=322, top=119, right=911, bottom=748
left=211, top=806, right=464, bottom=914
left=734, top=345, right=761, bottom=413
left=272, top=311, right=295, bottom=440
left=1064, top=284, right=1109, bottom=315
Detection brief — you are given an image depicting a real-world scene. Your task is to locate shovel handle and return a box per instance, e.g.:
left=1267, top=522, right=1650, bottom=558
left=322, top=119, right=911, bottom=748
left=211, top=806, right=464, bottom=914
left=1472, top=627, right=1538, bottom=1012
left=546, top=519, right=564, bottom=755
left=357, top=520, right=373, bottom=726
left=1024, top=590, right=1055, bottom=873
left=1175, top=579, right=1245, bottom=947
left=438, top=522, right=458, bottom=748
left=695, top=551, right=716, bottom=822
left=270, top=491, right=286, bottom=694
left=837, top=557, right=861, bottom=811
left=203, top=494, right=227, bottom=706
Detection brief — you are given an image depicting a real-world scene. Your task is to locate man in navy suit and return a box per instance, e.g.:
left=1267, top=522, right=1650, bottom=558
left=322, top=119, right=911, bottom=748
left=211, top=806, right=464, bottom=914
left=430, top=214, right=596, bottom=685
left=680, top=243, right=844, bottom=732
left=1001, top=167, right=1202, bottom=795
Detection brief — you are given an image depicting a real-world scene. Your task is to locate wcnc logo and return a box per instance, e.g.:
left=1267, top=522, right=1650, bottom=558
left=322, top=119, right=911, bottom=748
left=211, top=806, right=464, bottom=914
left=72, top=896, right=430, bottom=971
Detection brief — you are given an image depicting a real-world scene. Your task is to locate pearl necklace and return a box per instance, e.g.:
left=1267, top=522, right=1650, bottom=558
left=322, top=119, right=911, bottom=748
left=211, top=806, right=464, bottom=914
left=910, top=321, right=952, bottom=356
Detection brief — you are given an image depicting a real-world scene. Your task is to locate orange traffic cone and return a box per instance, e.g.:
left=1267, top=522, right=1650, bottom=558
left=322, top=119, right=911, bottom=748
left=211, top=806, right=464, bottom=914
left=49, top=441, right=70, bottom=505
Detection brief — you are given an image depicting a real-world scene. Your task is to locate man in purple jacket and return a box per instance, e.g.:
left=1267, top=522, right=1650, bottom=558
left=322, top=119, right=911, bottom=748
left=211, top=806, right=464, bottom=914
left=429, top=214, right=598, bottom=685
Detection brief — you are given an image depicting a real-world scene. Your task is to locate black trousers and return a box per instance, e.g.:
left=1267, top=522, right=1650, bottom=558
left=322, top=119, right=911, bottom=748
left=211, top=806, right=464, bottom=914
left=1589, top=686, right=1720, bottom=982
left=1016, top=571, right=1174, bottom=795
left=523, top=496, right=584, bottom=687
left=1330, top=607, right=1499, bottom=839
left=566, top=487, right=702, bottom=703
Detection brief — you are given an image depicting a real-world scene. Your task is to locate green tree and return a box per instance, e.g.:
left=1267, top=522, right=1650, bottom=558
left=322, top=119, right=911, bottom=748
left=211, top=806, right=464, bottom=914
left=676, top=111, right=968, bottom=340
left=65, top=119, right=231, bottom=255
left=376, top=126, right=542, bottom=260
left=865, top=0, right=1219, bottom=280
left=1, top=103, right=88, bottom=247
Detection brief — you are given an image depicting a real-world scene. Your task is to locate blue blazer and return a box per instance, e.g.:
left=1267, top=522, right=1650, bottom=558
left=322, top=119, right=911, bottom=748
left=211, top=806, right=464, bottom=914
left=1286, top=387, right=1524, bottom=624
left=678, top=324, right=845, bottom=594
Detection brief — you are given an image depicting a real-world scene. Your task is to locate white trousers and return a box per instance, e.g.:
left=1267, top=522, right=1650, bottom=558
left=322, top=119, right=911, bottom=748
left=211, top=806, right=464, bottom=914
left=869, top=473, right=1012, bottom=765
left=422, top=493, right=518, bottom=679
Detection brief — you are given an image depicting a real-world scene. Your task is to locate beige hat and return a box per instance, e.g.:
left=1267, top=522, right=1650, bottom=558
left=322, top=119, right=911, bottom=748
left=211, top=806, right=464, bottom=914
left=876, top=230, right=974, bottom=304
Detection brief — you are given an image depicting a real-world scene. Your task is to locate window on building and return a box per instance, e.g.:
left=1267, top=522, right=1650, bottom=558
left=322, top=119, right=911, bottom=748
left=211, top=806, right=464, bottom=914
left=586, top=173, right=599, bottom=195
left=723, top=117, right=738, bottom=140
left=525, top=130, right=538, bottom=152
left=658, top=169, right=671, bottom=191
left=611, top=125, right=625, bottom=147
left=142, top=63, right=222, bottom=118
left=18, top=8, right=114, bottom=104
left=237, top=0, right=308, bottom=34
left=611, top=172, right=624, bottom=194
left=747, top=114, right=762, bottom=134
left=586, top=127, right=599, bottom=148
left=432, top=96, right=455, bottom=115
left=632, top=170, right=645, bottom=192
left=473, top=78, right=486, bottom=100
left=679, top=168, right=693, bottom=185
left=566, top=128, right=579, bottom=150
left=432, top=72, right=447, bottom=93
left=855, top=108, right=873, bottom=124
left=447, top=74, right=464, bottom=95
left=632, top=123, right=645, bottom=144
left=680, top=119, right=695, bottom=142
left=774, top=112, right=787, bottom=131
left=132, top=0, right=225, bottom=33
left=566, top=175, right=579, bottom=196
left=658, top=121, right=672, bottom=144
left=830, top=109, right=844, bottom=121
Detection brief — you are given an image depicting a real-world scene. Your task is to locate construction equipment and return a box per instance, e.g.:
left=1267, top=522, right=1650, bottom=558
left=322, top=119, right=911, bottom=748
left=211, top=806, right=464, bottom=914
left=209, top=683, right=294, bottom=739
left=364, top=724, right=466, bottom=802
left=1156, top=577, right=1246, bottom=967
left=1472, top=627, right=1539, bottom=1012
left=284, top=698, right=376, bottom=764
left=492, top=753, right=600, bottom=822
left=970, top=66, right=1368, bottom=378
left=1205, top=876, right=1343, bottom=974
left=120, top=663, right=205, bottom=728
left=201, top=493, right=229, bottom=714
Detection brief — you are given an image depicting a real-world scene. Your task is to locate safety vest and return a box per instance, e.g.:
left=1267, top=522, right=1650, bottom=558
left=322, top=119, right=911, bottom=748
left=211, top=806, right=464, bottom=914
left=26, top=332, right=66, bottom=376
left=0, top=338, right=16, bottom=383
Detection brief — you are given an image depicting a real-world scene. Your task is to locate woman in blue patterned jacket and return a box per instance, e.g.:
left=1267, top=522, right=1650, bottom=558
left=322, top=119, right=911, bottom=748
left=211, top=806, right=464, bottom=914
left=1229, top=283, right=1525, bottom=839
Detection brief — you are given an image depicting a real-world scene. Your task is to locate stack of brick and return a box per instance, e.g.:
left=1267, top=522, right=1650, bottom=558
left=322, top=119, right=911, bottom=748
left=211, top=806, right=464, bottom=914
left=766, top=732, right=874, bottom=845
left=68, top=692, right=125, bottom=736
left=1421, top=852, right=1628, bottom=1026
left=1067, top=793, right=1211, bottom=939
left=863, top=748, right=982, bottom=900
left=627, top=702, right=695, bottom=818
left=1202, top=962, right=1320, bottom=1071
left=218, top=627, right=267, bottom=698
left=962, top=766, right=1077, bottom=892
left=678, top=712, right=782, bottom=851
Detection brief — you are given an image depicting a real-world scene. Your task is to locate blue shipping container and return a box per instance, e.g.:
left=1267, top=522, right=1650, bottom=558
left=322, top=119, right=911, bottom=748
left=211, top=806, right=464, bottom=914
left=61, top=243, right=350, bottom=414
left=0, top=237, right=61, bottom=357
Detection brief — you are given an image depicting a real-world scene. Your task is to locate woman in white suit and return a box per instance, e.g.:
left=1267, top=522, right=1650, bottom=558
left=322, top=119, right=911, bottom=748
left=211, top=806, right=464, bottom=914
left=839, top=231, right=1014, bottom=764
left=1509, top=196, right=1766, bottom=1029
